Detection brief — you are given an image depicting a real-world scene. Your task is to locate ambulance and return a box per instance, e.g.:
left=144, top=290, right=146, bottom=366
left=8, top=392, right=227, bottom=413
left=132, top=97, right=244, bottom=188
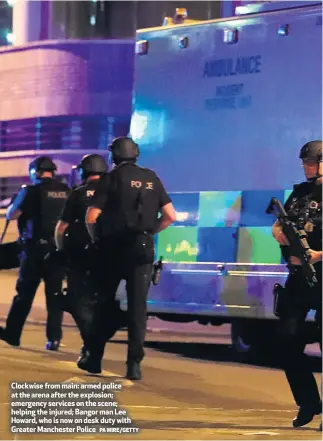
left=123, top=1, right=323, bottom=352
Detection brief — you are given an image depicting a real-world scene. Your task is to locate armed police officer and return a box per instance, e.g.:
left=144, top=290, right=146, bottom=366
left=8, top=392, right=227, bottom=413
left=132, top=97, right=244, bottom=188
left=54, top=154, right=111, bottom=362
left=79, top=136, right=176, bottom=379
left=272, top=140, right=322, bottom=429
left=0, top=156, right=70, bottom=350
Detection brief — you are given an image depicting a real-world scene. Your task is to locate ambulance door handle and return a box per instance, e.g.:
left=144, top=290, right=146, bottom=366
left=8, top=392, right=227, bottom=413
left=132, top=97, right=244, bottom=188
left=216, top=264, right=228, bottom=275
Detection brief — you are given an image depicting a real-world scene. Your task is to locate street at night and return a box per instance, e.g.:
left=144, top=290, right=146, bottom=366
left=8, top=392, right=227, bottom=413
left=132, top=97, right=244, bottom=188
left=0, top=269, right=321, bottom=440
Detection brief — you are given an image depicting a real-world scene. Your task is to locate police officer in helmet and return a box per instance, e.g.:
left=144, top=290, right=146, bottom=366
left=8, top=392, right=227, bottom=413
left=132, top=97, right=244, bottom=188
left=55, top=153, right=115, bottom=361
left=80, top=136, right=176, bottom=379
left=0, top=156, right=70, bottom=350
left=272, top=140, right=322, bottom=429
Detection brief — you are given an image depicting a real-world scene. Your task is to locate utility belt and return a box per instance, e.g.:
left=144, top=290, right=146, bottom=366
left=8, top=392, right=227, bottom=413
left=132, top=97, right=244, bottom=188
left=19, top=237, right=55, bottom=251
left=101, top=230, right=155, bottom=264
left=287, top=262, right=322, bottom=281
left=273, top=279, right=321, bottom=318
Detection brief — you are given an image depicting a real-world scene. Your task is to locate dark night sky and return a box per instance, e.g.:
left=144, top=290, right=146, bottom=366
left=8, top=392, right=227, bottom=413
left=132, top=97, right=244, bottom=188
left=0, top=1, right=222, bottom=44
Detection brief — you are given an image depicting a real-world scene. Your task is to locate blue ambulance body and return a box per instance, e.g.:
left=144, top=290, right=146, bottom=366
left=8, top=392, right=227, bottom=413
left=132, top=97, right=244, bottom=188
left=119, top=1, right=322, bottom=342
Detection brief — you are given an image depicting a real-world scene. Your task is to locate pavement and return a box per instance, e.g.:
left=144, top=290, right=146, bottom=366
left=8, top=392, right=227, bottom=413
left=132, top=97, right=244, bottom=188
left=0, top=268, right=321, bottom=440
left=0, top=325, right=322, bottom=440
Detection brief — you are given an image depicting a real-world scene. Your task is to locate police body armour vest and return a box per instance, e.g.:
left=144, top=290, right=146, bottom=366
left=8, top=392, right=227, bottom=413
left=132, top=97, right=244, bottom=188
left=98, top=163, right=149, bottom=238
left=67, top=182, right=97, bottom=248
left=34, top=180, right=69, bottom=241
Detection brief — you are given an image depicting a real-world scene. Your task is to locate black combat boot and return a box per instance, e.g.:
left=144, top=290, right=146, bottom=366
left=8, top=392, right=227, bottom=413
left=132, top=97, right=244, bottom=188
left=126, top=361, right=142, bottom=380
left=77, top=353, right=102, bottom=374
left=77, top=345, right=88, bottom=363
left=293, top=402, right=322, bottom=428
left=0, top=327, right=20, bottom=347
left=46, top=341, right=60, bottom=351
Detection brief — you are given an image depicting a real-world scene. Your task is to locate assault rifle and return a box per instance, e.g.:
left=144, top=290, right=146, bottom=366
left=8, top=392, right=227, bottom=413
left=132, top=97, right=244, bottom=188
left=266, top=197, right=318, bottom=287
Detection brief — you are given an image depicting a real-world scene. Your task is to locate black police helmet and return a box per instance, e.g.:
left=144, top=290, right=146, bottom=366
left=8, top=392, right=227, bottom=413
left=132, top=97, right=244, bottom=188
left=108, top=137, right=139, bottom=162
left=299, top=141, right=322, bottom=162
left=29, top=156, right=57, bottom=172
left=77, top=154, right=108, bottom=175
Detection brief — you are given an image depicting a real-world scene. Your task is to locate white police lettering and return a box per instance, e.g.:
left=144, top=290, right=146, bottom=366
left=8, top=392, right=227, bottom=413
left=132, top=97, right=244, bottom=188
left=131, top=181, right=142, bottom=188
left=86, top=190, right=95, bottom=197
left=47, top=192, right=67, bottom=199
left=145, top=182, right=153, bottom=190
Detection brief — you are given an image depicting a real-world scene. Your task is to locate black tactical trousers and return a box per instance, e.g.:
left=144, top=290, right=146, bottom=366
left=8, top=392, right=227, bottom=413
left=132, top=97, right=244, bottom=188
left=67, top=249, right=121, bottom=351
left=5, top=244, right=64, bottom=343
left=88, top=249, right=152, bottom=364
left=277, top=271, right=322, bottom=409
left=67, top=263, right=96, bottom=349
left=66, top=250, right=103, bottom=348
